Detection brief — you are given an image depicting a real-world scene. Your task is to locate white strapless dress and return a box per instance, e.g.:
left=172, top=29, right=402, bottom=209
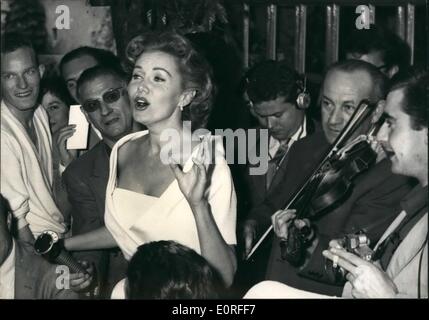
left=105, top=130, right=237, bottom=261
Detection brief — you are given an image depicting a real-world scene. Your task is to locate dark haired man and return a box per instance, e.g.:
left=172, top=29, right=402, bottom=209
left=327, top=70, right=428, bottom=298
left=62, top=65, right=133, bottom=298
left=59, top=46, right=123, bottom=103
left=241, top=60, right=414, bottom=296
left=345, top=27, right=410, bottom=79
left=58, top=46, right=124, bottom=155
left=236, top=60, right=316, bottom=289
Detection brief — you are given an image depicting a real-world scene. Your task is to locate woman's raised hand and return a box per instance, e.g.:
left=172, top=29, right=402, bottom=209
left=55, top=124, right=78, bottom=167
left=169, top=136, right=210, bottom=207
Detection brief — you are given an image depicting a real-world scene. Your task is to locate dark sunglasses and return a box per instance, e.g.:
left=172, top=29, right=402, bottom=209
left=82, top=87, right=126, bottom=113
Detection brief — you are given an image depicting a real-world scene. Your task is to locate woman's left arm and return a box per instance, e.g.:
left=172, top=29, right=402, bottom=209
left=170, top=139, right=237, bottom=287
left=190, top=200, right=237, bottom=287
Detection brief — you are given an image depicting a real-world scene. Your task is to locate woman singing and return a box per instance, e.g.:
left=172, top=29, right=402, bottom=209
left=65, top=31, right=237, bottom=287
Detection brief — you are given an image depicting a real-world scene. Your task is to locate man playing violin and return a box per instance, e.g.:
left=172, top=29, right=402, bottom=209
left=247, top=60, right=415, bottom=296
left=245, top=69, right=427, bottom=298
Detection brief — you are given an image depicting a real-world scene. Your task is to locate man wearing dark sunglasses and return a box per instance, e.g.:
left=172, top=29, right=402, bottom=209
left=57, top=47, right=125, bottom=158
left=62, top=65, right=133, bottom=298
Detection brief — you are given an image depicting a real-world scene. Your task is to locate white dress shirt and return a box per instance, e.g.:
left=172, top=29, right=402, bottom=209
left=268, top=116, right=307, bottom=162
left=265, top=116, right=308, bottom=190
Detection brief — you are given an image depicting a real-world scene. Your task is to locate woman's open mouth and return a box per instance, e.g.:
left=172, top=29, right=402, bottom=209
left=134, top=96, right=150, bottom=111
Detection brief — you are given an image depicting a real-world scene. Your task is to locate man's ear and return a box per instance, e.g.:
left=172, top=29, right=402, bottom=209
left=371, top=99, right=386, bottom=124
left=38, top=64, right=45, bottom=78
left=178, top=89, right=196, bottom=109
left=249, top=105, right=257, bottom=118
left=243, top=92, right=257, bottom=117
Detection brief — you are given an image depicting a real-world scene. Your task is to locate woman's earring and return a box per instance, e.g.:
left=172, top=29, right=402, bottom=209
left=179, top=104, right=184, bottom=111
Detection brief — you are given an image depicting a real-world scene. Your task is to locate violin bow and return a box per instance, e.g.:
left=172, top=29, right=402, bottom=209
left=245, top=99, right=377, bottom=261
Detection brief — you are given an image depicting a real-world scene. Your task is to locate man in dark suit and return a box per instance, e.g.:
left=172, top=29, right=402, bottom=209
left=234, top=61, right=313, bottom=292
left=0, top=194, right=84, bottom=299
left=57, top=46, right=125, bottom=159
left=264, top=60, right=415, bottom=296
left=240, top=60, right=312, bottom=252
left=62, top=65, right=133, bottom=298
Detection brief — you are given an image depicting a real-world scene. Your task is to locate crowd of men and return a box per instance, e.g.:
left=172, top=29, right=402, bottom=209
left=0, top=25, right=427, bottom=299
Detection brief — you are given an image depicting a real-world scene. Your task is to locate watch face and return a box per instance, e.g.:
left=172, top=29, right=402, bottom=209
left=34, top=231, right=58, bottom=254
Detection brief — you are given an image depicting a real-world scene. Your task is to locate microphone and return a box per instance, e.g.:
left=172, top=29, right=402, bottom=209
left=34, top=230, right=87, bottom=274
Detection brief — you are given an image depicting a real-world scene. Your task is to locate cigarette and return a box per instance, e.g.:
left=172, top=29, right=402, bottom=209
left=333, top=255, right=339, bottom=268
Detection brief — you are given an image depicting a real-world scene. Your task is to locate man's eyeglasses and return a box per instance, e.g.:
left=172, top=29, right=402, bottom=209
left=376, top=64, right=389, bottom=72
left=82, top=87, right=126, bottom=113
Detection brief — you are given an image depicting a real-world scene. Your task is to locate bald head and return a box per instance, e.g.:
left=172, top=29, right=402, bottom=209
left=324, top=59, right=387, bottom=101
left=320, top=60, right=387, bottom=143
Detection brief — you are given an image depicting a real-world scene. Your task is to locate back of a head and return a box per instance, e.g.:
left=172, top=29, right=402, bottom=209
left=389, top=68, right=428, bottom=130
left=345, top=27, right=410, bottom=73
left=126, top=241, right=220, bottom=299
left=59, top=46, right=122, bottom=77
left=324, top=59, right=388, bottom=102
left=244, top=60, right=301, bottom=105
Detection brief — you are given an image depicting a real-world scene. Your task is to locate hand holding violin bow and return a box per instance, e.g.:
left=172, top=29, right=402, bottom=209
left=246, top=99, right=383, bottom=262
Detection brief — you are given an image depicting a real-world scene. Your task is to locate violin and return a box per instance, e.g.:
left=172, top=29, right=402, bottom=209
left=303, top=130, right=379, bottom=217
left=246, top=99, right=383, bottom=263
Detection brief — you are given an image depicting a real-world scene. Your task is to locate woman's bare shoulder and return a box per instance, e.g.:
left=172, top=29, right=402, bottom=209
left=117, top=134, right=149, bottom=166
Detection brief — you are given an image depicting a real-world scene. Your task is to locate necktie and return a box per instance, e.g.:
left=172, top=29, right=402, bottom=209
left=266, top=141, right=289, bottom=190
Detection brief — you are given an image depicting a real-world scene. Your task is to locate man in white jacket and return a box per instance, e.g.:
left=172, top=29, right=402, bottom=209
left=1, top=35, right=66, bottom=242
